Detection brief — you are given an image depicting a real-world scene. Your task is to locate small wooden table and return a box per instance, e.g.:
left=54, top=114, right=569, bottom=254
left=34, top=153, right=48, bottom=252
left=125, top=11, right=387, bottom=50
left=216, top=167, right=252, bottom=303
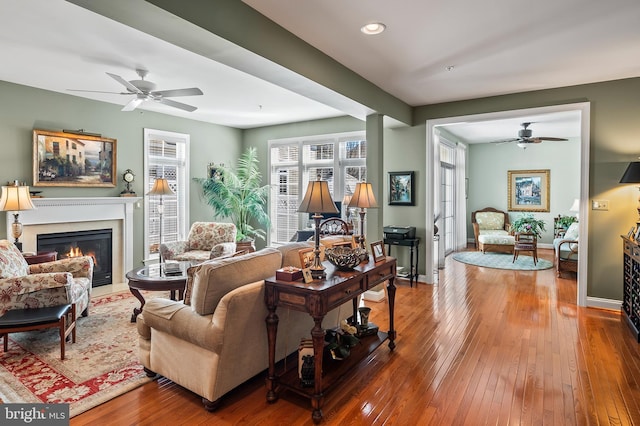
left=126, top=262, right=190, bottom=322
left=513, top=233, right=538, bottom=264
left=265, top=257, right=397, bottom=424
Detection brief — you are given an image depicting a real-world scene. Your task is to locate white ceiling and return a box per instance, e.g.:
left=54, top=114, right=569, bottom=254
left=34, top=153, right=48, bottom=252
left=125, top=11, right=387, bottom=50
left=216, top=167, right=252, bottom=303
left=1, top=0, right=639, bottom=140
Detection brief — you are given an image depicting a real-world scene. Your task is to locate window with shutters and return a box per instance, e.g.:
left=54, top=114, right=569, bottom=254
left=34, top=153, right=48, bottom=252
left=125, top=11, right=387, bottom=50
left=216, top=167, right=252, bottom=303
left=143, top=129, right=189, bottom=262
left=268, top=131, right=366, bottom=245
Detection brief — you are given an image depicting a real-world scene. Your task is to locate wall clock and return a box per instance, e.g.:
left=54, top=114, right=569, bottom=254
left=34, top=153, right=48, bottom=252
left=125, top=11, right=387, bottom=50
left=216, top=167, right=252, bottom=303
left=121, top=169, right=136, bottom=196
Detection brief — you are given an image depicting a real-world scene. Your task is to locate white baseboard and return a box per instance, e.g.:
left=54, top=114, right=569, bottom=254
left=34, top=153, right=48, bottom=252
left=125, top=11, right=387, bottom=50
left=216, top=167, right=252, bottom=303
left=586, top=296, right=621, bottom=311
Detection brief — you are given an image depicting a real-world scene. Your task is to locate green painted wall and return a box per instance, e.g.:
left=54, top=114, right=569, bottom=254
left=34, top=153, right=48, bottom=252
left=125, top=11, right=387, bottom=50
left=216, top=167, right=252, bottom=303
left=0, top=80, right=242, bottom=267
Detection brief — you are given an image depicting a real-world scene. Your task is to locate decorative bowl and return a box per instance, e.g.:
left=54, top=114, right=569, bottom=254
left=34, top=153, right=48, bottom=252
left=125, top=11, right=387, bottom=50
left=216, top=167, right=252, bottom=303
left=325, top=246, right=362, bottom=270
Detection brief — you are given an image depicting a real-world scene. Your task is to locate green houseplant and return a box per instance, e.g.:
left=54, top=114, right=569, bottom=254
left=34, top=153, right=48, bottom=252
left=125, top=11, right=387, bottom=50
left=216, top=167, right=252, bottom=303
left=195, top=147, right=270, bottom=243
left=510, top=214, right=546, bottom=239
left=557, top=215, right=578, bottom=229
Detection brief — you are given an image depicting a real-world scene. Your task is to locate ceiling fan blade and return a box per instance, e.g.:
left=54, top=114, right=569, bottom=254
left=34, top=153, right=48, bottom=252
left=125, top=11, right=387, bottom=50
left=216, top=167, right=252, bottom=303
left=535, top=137, right=569, bottom=141
left=67, top=89, right=128, bottom=95
left=490, top=138, right=519, bottom=144
left=159, top=98, right=198, bottom=112
left=152, top=88, right=203, bottom=98
left=121, top=97, right=144, bottom=112
left=106, top=72, right=141, bottom=94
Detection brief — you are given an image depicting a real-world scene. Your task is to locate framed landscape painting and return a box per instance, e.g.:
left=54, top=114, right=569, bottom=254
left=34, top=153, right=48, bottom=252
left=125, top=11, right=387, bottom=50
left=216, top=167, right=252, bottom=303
left=507, top=169, right=550, bottom=212
left=33, top=129, right=117, bottom=187
left=389, top=171, right=415, bottom=206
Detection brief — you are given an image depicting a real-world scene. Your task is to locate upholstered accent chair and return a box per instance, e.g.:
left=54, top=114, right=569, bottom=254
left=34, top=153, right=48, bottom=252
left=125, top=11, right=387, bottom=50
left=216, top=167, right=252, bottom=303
left=160, top=222, right=237, bottom=264
left=554, top=222, right=578, bottom=277
left=471, top=207, right=515, bottom=254
left=0, top=239, right=94, bottom=317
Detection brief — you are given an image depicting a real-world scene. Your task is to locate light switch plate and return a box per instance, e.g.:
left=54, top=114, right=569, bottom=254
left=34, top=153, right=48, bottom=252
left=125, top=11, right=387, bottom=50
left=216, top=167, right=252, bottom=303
left=592, top=199, right=609, bottom=210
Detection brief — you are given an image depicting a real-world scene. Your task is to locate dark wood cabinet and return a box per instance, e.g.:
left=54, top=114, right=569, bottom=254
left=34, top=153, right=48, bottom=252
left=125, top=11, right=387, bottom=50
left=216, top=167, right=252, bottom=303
left=622, top=236, right=640, bottom=341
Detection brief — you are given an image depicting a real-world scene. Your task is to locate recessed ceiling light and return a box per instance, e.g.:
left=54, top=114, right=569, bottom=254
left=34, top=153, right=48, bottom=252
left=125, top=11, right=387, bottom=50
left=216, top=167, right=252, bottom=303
left=361, top=22, right=386, bottom=35
left=446, top=65, right=455, bottom=72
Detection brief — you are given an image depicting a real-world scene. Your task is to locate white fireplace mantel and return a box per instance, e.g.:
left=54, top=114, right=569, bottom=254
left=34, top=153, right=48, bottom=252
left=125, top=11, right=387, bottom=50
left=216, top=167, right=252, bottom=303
left=7, top=197, right=140, bottom=281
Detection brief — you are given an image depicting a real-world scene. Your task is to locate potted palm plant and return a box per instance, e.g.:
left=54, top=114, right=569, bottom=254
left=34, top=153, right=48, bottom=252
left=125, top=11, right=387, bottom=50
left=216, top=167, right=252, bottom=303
left=510, top=213, right=546, bottom=239
left=195, top=147, right=270, bottom=251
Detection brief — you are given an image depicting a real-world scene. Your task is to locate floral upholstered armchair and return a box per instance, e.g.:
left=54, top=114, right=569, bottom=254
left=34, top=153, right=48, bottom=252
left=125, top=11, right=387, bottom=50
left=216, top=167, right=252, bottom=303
left=0, top=240, right=94, bottom=317
left=160, top=222, right=237, bottom=264
left=471, top=207, right=515, bottom=254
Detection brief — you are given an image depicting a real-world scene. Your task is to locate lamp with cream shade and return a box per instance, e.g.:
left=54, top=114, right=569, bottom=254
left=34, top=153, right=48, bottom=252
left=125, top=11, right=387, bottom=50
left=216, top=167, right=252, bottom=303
left=569, top=198, right=580, bottom=220
left=0, top=181, right=36, bottom=251
left=348, top=182, right=378, bottom=250
left=147, top=177, right=175, bottom=266
left=297, top=176, right=338, bottom=279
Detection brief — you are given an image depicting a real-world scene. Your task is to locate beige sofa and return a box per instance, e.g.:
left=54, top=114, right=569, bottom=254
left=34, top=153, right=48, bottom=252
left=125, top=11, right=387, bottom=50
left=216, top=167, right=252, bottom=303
left=137, top=242, right=350, bottom=410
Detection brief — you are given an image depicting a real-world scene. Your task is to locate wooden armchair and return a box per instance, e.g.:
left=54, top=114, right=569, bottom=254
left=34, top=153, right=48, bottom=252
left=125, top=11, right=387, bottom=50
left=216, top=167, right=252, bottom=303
left=471, top=207, right=515, bottom=254
left=554, top=222, right=578, bottom=277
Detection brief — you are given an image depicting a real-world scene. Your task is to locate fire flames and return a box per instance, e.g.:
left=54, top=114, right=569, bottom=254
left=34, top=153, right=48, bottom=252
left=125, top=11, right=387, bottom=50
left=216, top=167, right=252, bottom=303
left=66, top=246, right=99, bottom=268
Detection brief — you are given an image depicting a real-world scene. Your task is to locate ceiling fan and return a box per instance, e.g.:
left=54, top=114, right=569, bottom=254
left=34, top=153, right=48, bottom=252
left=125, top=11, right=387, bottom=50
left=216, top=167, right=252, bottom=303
left=491, top=122, right=568, bottom=148
left=69, top=69, right=203, bottom=112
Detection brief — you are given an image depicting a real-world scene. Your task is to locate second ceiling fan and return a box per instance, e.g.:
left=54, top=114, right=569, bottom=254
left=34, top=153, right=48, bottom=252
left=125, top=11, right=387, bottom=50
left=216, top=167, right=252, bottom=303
left=491, top=122, right=568, bottom=148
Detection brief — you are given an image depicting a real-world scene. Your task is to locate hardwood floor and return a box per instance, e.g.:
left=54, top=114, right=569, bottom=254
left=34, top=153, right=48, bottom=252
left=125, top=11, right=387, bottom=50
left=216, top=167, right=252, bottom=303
left=71, top=249, right=640, bottom=425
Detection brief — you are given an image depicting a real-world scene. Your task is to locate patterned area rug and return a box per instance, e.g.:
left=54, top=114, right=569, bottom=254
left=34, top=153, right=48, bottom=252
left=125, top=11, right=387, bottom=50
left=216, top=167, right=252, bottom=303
left=452, top=251, right=553, bottom=271
left=0, top=291, right=154, bottom=417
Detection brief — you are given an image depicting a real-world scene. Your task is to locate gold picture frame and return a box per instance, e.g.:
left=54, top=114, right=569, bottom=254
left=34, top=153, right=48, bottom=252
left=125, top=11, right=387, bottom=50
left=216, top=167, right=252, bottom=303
left=33, top=129, right=116, bottom=187
left=507, top=169, right=550, bottom=212
left=370, top=240, right=386, bottom=263
left=298, top=247, right=325, bottom=269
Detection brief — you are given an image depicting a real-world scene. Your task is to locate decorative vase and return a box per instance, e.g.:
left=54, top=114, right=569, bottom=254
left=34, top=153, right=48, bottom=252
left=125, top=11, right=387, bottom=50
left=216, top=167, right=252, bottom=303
left=358, top=306, right=371, bottom=327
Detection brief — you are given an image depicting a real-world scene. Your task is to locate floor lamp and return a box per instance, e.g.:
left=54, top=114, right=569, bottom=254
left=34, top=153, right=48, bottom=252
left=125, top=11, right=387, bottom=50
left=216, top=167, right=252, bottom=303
left=0, top=181, right=35, bottom=252
left=348, top=182, right=378, bottom=251
left=298, top=177, right=338, bottom=279
left=147, top=178, right=175, bottom=267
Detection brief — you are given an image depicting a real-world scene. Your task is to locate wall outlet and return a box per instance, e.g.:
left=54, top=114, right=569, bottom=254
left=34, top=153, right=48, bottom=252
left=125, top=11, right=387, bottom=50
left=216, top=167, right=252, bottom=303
left=592, top=199, right=609, bottom=210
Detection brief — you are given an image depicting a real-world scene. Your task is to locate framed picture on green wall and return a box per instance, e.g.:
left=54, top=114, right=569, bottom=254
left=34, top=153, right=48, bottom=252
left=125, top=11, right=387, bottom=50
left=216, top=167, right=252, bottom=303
left=389, top=171, right=415, bottom=206
left=33, top=129, right=117, bottom=187
left=507, top=169, right=550, bottom=212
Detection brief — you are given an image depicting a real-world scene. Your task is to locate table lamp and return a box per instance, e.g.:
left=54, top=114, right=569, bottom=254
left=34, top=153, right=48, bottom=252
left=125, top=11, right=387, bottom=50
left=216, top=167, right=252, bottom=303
left=0, top=180, right=36, bottom=252
left=620, top=161, right=640, bottom=227
left=348, top=182, right=378, bottom=250
left=298, top=176, right=338, bottom=279
left=147, top=177, right=175, bottom=266
left=569, top=198, right=580, bottom=220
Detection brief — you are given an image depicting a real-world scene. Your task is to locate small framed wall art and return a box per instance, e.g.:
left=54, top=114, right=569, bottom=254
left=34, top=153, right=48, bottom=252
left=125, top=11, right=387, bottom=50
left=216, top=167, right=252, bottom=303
left=389, top=171, right=415, bottom=206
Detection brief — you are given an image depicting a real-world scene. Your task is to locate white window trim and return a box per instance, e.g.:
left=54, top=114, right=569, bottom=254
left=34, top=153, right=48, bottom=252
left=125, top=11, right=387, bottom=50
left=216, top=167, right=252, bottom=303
left=143, top=128, right=190, bottom=262
left=268, top=131, right=366, bottom=245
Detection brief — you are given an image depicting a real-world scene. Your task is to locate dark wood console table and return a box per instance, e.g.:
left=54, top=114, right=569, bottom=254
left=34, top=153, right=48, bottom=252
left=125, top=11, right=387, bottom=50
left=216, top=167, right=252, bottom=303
left=384, top=237, right=419, bottom=287
left=265, top=256, right=397, bottom=423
